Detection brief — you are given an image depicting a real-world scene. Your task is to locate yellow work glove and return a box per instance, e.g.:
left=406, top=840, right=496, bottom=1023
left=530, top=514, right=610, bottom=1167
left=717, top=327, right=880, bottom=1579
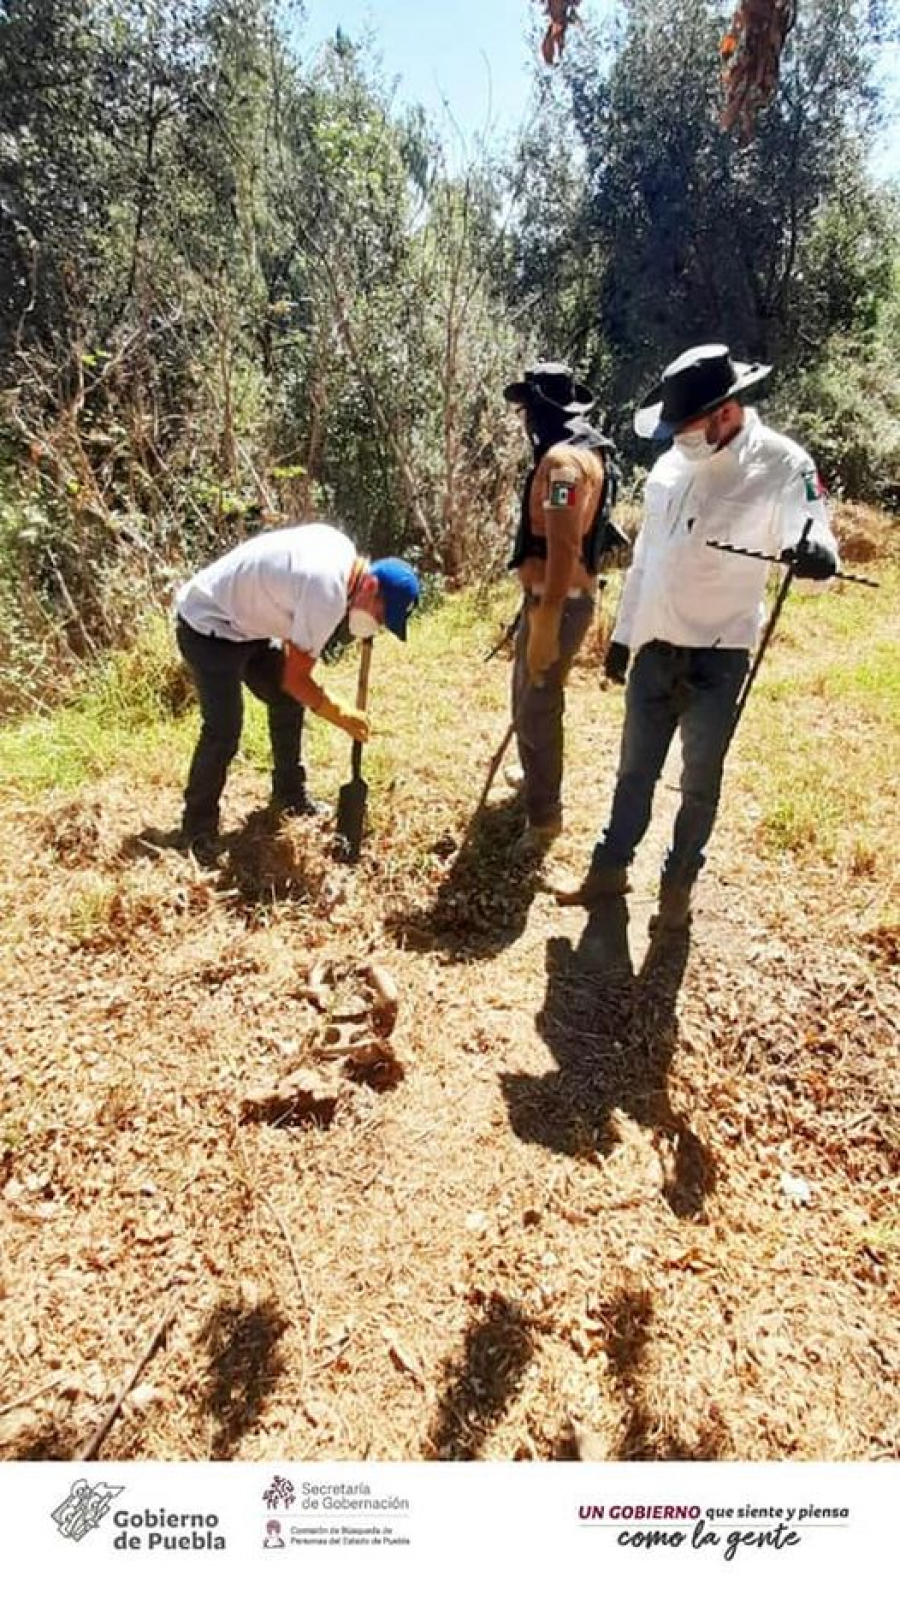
left=526, top=602, right=562, bottom=684
left=315, top=689, right=371, bottom=743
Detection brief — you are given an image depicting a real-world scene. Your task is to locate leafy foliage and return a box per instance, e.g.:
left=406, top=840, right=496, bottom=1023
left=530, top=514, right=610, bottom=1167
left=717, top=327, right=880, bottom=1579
left=0, top=0, right=897, bottom=713
left=508, top=0, right=899, bottom=470
left=0, top=1, right=527, bottom=708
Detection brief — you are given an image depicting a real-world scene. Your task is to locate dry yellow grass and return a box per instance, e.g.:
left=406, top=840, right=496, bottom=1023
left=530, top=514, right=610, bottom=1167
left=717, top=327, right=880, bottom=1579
left=0, top=522, right=898, bottom=1463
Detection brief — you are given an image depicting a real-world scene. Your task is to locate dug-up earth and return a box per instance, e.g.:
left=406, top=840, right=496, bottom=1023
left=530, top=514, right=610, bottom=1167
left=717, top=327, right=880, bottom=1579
left=1, top=516, right=898, bottom=1464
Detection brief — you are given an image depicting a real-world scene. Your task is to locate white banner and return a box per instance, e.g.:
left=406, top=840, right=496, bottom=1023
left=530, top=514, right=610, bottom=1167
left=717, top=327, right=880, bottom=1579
left=0, top=1460, right=893, bottom=1598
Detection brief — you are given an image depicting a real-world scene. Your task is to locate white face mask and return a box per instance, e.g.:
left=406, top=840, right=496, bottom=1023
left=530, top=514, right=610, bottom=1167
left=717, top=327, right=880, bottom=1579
left=349, top=607, right=379, bottom=639
left=673, top=428, right=718, bottom=463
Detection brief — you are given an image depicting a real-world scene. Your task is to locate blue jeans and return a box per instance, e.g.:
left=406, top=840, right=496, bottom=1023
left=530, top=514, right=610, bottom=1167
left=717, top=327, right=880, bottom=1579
left=592, top=641, right=749, bottom=885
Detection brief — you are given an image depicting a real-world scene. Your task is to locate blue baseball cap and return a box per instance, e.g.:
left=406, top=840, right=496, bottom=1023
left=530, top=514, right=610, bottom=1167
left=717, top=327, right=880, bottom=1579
left=370, top=557, right=420, bottom=642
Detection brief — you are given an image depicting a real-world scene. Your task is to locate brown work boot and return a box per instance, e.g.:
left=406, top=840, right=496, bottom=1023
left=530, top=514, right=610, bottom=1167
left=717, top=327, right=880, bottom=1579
left=649, top=879, right=694, bottom=934
left=554, top=864, right=630, bottom=906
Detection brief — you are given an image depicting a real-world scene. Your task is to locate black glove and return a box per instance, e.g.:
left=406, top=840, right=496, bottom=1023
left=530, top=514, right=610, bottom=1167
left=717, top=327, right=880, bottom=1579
left=780, top=535, right=838, bottom=581
left=604, top=641, right=630, bottom=684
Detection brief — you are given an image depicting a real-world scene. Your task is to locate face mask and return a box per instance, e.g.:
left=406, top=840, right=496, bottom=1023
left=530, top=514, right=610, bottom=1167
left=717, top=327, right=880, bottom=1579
left=349, top=607, right=379, bottom=639
left=524, top=398, right=569, bottom=453
left=673, top=429, right=718, bottom=463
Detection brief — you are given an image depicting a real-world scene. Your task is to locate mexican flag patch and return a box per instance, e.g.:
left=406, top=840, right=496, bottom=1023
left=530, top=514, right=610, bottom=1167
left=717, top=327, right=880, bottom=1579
left=803, top=469, right=825, bottom=502
left=549, top=480, right=577, bottom=508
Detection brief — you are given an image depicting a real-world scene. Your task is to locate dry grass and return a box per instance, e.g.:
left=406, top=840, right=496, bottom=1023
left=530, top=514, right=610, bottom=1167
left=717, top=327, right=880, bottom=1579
left=830, top=500, right=899, bottom=564
left=0, top=517, right=898, bottom=1463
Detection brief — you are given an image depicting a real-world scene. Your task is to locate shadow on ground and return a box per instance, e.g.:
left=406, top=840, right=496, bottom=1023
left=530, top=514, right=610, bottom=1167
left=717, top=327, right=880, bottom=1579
left=501, top=899, right=716, bottom=1218
left=387, top=796, right=548, bottom=962
left=427, top=1291, right=536, bottom=1459
left=1, top=1419, right=82, bottom=1462
left=126, top=807, right=338, bottom=911
left=554, top=1286, right=732, bottom=1461
left=202, top=1295, right=288, bottom=1459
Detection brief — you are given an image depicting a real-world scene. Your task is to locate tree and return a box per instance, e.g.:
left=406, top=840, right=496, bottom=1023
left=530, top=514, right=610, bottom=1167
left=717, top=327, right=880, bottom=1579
left=0, top=1, right=527, bottom=706
left=546, top=0, right=892, bottom=416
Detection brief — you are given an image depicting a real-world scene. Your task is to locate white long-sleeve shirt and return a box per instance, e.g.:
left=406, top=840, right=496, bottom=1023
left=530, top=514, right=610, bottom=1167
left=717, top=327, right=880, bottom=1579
left=613, top=410, right=837, bottom=654
left=176, top=522, right=356, bottom=657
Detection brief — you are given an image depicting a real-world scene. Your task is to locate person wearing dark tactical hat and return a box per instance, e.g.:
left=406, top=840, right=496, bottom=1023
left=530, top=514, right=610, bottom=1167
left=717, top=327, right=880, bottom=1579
left=556, top=342, right=839, bottom=930
left=503, top=360, right=626, bottom=854
left=172, top=522, right=420, bottom=860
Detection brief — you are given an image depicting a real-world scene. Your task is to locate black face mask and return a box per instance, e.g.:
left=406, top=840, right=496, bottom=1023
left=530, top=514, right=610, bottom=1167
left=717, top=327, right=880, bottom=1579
left=523, top=395, right=573, bottom=457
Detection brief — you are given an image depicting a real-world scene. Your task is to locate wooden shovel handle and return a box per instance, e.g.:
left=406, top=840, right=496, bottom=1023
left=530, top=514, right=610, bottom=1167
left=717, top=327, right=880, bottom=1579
left=348, top=638, right=372, bottom=784
left=356, top=637, right=373, bottom=711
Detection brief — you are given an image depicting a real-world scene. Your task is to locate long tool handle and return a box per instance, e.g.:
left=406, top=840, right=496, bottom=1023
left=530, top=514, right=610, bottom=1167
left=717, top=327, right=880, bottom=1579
left=476, top=721, right=516, bottom=815
left=706, top=538, right=880, bottom=588
left=456, top=720, right=517, bottom=857
left=484, top=603, right=525, bottom=662
left=351, top=638, right=372, bottom=780
left=722, top=519, right=810, bottom=760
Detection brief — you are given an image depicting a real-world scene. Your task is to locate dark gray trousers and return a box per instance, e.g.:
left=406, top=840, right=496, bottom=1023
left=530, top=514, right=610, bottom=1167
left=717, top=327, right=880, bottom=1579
left=591, top=640, right=749, bottom=885
left=176, top=616, right=305, bottom=836
left=511, top=593, right=595, bottom=827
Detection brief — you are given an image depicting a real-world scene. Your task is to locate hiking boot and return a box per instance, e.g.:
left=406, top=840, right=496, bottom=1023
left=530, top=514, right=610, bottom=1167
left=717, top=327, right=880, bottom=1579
left=649, top=879, right=694, bottom=934
left=554, top=864, right=630, bottom=907
left=511, top=816, right=563, bottom=859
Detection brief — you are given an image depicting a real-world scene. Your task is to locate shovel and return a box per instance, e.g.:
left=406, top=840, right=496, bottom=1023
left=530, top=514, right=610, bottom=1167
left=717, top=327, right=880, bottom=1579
left=455, top=719, right=517, bottom=856
left=335, top=637, right=372, bottom=863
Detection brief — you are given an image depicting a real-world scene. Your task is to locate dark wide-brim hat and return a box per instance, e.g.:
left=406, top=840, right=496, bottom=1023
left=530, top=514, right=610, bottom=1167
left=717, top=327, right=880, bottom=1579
left=634, top=343, right=772, bottom=441
left=504, top=361, right=595, bottom=415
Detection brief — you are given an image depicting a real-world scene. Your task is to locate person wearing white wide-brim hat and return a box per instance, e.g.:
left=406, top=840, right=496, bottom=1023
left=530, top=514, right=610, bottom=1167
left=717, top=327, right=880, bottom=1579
left=556, top=342, right=839, bottom=931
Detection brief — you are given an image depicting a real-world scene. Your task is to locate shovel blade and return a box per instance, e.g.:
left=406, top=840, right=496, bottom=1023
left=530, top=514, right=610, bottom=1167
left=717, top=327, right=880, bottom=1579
left=335, top=775, right=368, bottom=862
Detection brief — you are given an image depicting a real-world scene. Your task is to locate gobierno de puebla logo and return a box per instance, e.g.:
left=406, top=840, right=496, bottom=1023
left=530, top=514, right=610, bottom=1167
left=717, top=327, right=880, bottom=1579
left=51, top=1484, right=226, bottom=1552
left=110, top=1508, right=226, bottom=1551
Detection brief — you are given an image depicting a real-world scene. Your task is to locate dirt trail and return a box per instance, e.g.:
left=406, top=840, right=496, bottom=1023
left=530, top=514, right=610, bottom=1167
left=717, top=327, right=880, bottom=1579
left=0, top=628, right=897, bottom=1463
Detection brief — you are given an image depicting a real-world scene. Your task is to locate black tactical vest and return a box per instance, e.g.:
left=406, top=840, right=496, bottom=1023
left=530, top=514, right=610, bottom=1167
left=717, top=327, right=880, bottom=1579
left=508, top=440, right=624, bottom=574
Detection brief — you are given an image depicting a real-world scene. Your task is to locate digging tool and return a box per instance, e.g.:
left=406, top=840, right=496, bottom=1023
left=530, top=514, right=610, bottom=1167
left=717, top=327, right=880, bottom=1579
left=718, top=518, right=812, bottom=759
left=484, top=602, right=524, bottom=663
left=454, top=719, right=517, bottom=855
left=466, top=615, right=575, bottom=843
left=474, top=720, right=517, bottom=815
left=705, top=538, right=880, bottom=589
left=335, top=637, right=372, bottom=863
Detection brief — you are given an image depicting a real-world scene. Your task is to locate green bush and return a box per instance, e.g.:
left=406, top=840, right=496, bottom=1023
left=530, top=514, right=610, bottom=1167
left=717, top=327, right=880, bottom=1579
left=769, top=330, right=900, bottom=507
